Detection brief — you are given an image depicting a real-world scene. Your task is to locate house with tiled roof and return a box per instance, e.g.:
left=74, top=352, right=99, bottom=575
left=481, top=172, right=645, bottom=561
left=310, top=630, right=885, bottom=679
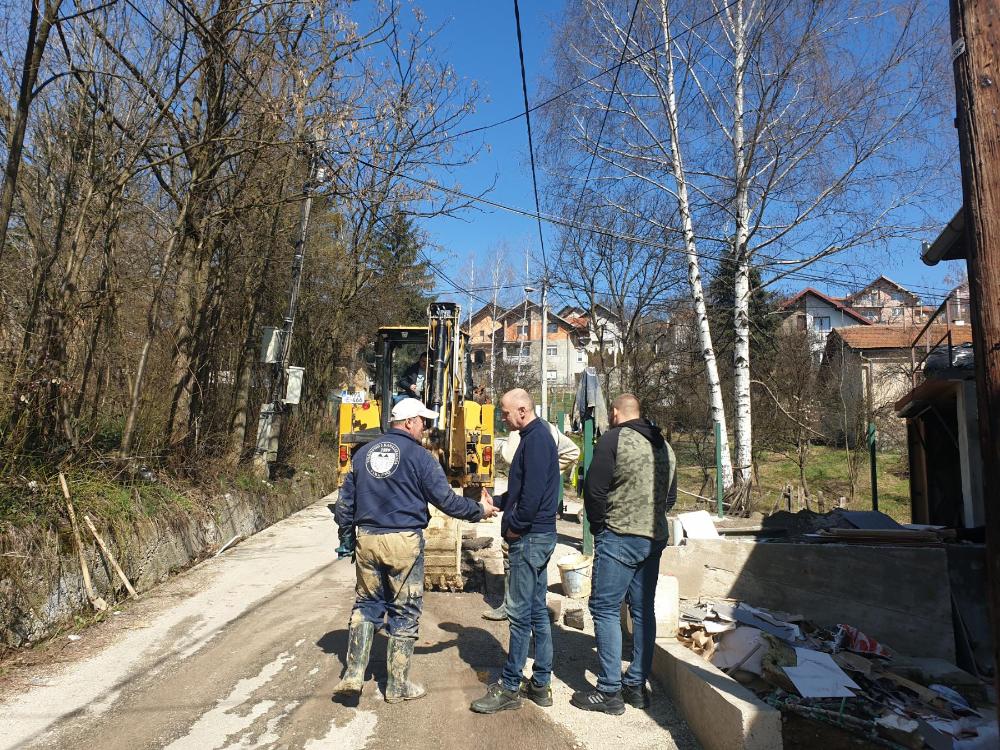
left=841, top=276, right=929, bottom=326
left=779, top=288, right=871, bottom=351
left=557, top=303, right=623, bottom=363
left=493, top=300, right=589, bottom=385
left=820, top=322, right=975, bottom=448
left=779, top=276, right=933, bottom=353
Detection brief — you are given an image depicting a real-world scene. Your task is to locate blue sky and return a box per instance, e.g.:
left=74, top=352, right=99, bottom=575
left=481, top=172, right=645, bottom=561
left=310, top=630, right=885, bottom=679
left=408, top=1, right=966, bottom=310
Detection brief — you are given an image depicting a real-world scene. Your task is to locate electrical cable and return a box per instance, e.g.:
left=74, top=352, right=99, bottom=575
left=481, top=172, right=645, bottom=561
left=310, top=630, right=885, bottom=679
left=569, top=0, right=641, bottom=228
left=350, top=155, right=958, bottom=304
left=512, top=0, right=548, bottom=272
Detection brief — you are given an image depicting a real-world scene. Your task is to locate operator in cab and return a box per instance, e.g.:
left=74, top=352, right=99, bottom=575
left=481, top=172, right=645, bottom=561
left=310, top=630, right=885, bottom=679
left=396, top=351, right=428, bottom=403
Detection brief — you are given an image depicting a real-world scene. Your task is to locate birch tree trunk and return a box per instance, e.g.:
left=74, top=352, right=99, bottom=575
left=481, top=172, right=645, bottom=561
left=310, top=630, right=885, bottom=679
left=729, top=0, right=753, bottom=486
left=660, top=0, right=734, bottom=489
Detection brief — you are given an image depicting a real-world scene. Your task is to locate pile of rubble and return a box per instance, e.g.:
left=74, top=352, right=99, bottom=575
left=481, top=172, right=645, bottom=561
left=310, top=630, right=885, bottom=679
left=678, top=600, right=998, bottom=749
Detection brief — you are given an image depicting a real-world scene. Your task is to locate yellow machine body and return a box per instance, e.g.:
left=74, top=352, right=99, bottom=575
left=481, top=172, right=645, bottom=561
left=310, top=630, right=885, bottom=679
left=336, top=304, right=495, bottom=494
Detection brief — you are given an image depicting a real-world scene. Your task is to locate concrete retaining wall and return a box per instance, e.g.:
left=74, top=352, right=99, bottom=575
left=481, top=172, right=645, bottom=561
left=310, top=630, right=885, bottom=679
left=1, top=470, right=333, bottom=649
left=661, top=539, right=955, bottom=661
left=652, top=640, right=783, bottom=750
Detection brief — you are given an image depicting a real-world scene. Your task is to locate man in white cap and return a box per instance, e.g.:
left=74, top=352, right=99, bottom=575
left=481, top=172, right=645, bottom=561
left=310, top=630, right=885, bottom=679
left=334, top=398, right=496, bottom=703
left=481, top=417, right=579, bottom=621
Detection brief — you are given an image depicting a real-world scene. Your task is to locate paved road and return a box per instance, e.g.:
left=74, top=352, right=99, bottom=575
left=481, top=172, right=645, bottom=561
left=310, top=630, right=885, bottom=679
left=0, top=498, right=697, bottom=750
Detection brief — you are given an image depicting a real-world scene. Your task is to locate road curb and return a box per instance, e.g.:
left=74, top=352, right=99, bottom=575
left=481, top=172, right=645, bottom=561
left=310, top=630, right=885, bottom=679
left=623, top=601, right=782, bottom=750
left=650, top=639, right=782, bottom=750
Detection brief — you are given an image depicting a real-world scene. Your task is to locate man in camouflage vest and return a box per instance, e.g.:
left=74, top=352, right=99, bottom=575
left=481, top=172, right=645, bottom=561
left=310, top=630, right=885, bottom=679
left=572, top=394, right=677, bottom=715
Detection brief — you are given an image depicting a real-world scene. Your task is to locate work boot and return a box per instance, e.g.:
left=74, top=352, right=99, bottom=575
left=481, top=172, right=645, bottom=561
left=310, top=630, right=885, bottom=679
left=481, top=602, right=508, bottom=621
left=482, top=572, right=509, bottom=621
left=519, top=677, right=553, bottom=707
left=470, top=682, right=523, bottom=714
left=384, top=636, right=426, bottom=704
left=333, top=621, right=374, bottom=697
left=570, top=688, right=626, bottom=715
left=621, top=682, right=651, bottom=708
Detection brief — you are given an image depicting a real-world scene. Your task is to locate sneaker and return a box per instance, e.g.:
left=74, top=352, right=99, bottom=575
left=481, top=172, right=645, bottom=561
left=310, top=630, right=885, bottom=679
left=519, top=678, right=553, bottom=707
left=621, top=682, right=650, bottom=708
left=570, top=689, right=626, bottom=715
left=470, top=682, right=523, bottom=714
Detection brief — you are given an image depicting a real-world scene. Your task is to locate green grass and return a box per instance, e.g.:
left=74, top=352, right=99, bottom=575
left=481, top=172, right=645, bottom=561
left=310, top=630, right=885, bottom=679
left=0, top=470, right=202, bottom=530
left=672, top=441, right=911, bottom=523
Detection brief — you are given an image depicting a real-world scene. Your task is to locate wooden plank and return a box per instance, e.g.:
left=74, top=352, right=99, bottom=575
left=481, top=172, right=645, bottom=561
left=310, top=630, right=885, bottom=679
left=83, top=514, right=138, bottom=599
left=59, top=473, right=108, bottom=612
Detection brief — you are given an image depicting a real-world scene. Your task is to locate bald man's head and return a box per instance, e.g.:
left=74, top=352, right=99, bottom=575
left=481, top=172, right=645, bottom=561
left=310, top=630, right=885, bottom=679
left=500, top=388, right=536, bottom=431
left=611, top=393, right=641, bottom=425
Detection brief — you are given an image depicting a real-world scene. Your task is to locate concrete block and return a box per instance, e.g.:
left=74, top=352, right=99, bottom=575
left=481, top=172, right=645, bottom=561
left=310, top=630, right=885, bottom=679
left=651, top=639, right=782, bottom=750
left=564, top=606, right=585, bottom=630
left=620, top=575, right=678, bottom=640
left=654, top=575, right=679, bottom=638
left=547, top=597, right=562, bottom=623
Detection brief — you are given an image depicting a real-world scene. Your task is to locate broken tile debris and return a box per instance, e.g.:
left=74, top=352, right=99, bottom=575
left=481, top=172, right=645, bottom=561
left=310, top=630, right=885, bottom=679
left=675, top=596, right=997, bottom=749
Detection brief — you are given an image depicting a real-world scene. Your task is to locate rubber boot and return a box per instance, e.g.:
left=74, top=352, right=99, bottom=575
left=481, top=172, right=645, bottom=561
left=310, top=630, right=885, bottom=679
left=482, top=572, right=509, bottom=621
left=333, top=620, right=374, bottom=697
left=384, top=636, right=426, bottom=703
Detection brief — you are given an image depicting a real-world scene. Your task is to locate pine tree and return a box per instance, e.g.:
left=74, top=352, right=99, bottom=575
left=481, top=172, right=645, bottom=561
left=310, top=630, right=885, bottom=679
left=707, top=249, right=778, bottom=372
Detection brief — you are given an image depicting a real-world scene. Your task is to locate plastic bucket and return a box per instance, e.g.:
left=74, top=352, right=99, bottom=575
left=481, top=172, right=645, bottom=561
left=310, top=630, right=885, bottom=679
left=557, top=553, right=593, bottom=599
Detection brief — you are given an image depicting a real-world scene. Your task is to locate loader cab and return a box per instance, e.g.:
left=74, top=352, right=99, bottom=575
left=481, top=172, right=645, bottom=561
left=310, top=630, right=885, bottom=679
left=373, top=326, right=429, bottom=432
left=372, top=322, right=475, bottom=434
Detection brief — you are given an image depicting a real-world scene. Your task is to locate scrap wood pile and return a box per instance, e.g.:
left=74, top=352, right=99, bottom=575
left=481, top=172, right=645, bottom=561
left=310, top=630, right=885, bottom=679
left=678, top=601, right=997, bottom=749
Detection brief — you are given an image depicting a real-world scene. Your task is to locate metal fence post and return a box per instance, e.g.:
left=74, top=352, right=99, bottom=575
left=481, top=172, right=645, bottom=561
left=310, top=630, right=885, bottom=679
left=868, top=422, right=879, bottom=512
left=557, top=410, right=565, bottom=514
left=582, top=415, right=594, bottom=556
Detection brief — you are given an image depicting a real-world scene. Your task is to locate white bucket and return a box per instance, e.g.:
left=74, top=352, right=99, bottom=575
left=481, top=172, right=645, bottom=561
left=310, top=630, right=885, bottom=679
left=557, top=553, right=593, bottom=599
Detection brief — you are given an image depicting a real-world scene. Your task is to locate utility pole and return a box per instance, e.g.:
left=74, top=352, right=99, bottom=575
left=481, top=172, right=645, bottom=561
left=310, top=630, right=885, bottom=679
left=951, top=0, right=1000, bottom=705
left=254, top=143, right=323, bottom=476
left=540, top=279, right=549, bottom=421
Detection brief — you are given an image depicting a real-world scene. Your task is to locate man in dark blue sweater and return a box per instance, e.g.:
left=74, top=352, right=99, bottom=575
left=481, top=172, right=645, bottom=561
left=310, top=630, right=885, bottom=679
left=334, top=398, right=496, bottom=703
left=471, top=389, right=560, bottom=714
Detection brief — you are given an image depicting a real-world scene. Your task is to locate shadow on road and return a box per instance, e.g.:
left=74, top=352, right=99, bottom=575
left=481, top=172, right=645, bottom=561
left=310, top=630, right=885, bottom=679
left=425, top=622, right=506, bottom=685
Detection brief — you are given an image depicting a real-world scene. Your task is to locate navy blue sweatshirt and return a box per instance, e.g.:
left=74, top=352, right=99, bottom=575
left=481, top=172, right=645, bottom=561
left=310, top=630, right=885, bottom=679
left=335, top=428, right=483, bottom=532
left=494, top=417, right=560, bottom=536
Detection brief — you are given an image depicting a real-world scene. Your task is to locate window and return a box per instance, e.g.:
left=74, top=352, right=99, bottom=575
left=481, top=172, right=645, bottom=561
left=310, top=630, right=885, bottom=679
left=546, top=345, right=558, bottom=357
left=577, top=351, right=585, bottom=362
left=813, top=316, right=831, bottom=332
left=547, top=322, right=558, bottom=334
left=473, top=350, right=486, bottom=364
left=517, top=321, right=529, bottom=337
left=546, top=370, right=558, bottom=382
left=796, top=314, right=807, bottom=332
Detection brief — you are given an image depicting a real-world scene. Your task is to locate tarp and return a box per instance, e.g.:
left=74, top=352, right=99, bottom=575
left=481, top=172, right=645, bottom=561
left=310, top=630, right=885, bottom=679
left=572, top=367, right=608, bottom=433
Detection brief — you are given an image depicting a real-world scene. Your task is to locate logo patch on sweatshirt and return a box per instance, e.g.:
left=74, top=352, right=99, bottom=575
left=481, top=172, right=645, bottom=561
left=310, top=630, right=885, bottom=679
left=366, top=441, right=401, bottom=478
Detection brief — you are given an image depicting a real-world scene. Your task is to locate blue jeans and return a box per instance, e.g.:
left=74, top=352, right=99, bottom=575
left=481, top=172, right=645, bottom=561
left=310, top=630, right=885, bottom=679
left=501, top=532, right=557, bottom=690
left=588, top=529, right=666, bottom=692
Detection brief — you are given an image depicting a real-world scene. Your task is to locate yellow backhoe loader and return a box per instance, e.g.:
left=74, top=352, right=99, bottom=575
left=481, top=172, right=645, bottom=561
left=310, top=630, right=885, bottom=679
left=336, top=302, right=494, bottom=589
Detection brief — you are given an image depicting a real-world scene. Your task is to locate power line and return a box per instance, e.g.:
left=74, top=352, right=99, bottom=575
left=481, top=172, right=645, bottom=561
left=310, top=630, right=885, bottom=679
left=351, top=155, right=959, bottom=301
left=512, top=0, right=547, bottom=272
left=570, top=0, right=641, bottom=227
